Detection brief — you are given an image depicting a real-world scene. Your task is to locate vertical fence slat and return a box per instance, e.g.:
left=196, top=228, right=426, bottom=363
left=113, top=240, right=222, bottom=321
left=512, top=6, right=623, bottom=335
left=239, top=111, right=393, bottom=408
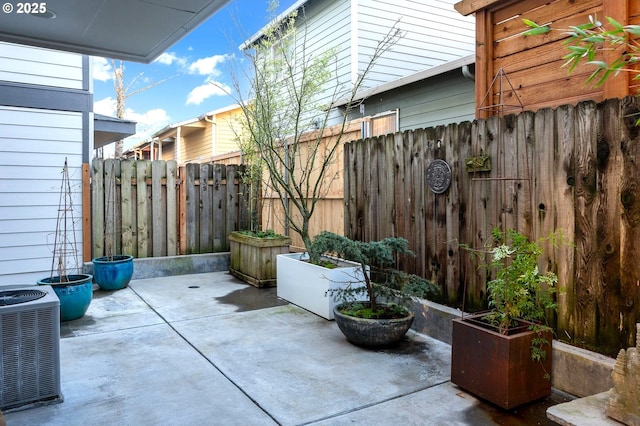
left=405, top=130, right=427, bottom=275
left=136, top=160, right=150, bottom=258
left=533, top=108, right=554, bottom=240
left=617, top=96, right=640, bottom=349
left=178, top=165, right=187, bottom=255
left=433, top=125, right=448, bottom=287
left=446, top=122, right=471, bottom=303
left=104, top=159, right=121, bottom=255
left=199, top=163, right=212, bottom=253
left=185, top=164, right=198, bottom=254
left=91, top=158, right=105, bottom=258
left=121, top=160, right=135, bottom=257
left=554, top=104, right=577, bottom=342
left=151, top=160, right=166, bottom=256
left=226, top=164, right=239, bottom=252
left=424, top=128, right=438, bottom=283
left=212, top=164, right=225, bottom=252
left=166, top=160, right=177, bottom=256
left=573, top=101, right=600, bottom=345
left=595, top=99, right=623, bottom=350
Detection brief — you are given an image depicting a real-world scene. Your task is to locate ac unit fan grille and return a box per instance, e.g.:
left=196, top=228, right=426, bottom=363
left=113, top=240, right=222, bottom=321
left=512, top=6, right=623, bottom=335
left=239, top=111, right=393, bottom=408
left=0, top=287, right=60, bottom=411
left=0, top=290, right=46, bottom=306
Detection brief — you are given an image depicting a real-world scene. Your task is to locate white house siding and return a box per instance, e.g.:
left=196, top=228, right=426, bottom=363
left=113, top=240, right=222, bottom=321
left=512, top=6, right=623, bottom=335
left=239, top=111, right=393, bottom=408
left=296, top=0, right=352, bottom=112
left=0, top=42, right=83, bottom=90
left=0, top=43, right=89, bottom=287
left=356, top=0, right=475, bottom=89
left=0, top=107, right=84, bottom=286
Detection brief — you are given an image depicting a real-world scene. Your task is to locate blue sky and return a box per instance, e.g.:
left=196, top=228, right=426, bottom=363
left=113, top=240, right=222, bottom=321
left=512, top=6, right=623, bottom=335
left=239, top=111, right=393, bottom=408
left=93, top=0, right=293, bottom=152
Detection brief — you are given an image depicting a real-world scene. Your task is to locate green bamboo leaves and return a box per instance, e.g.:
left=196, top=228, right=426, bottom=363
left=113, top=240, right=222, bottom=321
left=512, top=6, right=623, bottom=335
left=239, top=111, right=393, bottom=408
left=523, top=15, right=640, bottom=87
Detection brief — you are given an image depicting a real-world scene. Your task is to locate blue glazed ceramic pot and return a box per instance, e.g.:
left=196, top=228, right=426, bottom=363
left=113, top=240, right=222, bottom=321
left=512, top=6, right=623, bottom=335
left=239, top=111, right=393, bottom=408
left=92, top=255, right=134, bottom=290
left=37, top=274, right=93, bottom=321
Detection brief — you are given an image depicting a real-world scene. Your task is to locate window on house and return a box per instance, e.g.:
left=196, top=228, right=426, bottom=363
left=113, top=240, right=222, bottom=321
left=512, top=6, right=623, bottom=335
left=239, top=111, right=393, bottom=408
left=361, top=109, right=399, bottom=138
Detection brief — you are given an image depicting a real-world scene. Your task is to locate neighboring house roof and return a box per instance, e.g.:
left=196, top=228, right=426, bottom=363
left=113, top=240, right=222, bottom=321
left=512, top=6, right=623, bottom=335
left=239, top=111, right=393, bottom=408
left=124, top=103, right=242, bottom=158
left=334, top=54, right=476, bottom=107
left=151, top=103, right=243, bottom=140
left=151, top=117, right=204, bottom=141
left=94, top=114, right=136, bottom=149
left=0, top=0, right=231, bottom=63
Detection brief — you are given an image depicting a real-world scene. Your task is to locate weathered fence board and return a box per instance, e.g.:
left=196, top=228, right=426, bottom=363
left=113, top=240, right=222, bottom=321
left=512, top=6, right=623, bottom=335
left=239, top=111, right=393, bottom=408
left=166, top=161, right=177, bottom=257
left=92, top=160, right=250, bottom=259
left=344, top=96, right=640, bottom=356
left=136, top=161, right=150, bottom=258
left=120, top=161, right=135, bottom=257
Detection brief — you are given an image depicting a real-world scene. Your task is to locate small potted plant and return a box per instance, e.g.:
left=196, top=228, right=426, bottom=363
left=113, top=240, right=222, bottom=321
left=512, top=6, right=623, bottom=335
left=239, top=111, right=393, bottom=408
left=451, top=228, right=563, bottom=409
left=229, top=229, right=291, bottom=287
left=309, top=231, right=440, bottom=346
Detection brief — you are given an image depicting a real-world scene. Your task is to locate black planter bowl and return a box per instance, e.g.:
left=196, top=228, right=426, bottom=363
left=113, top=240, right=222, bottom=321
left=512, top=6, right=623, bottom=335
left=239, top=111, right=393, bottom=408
left=333, top=302, right=414, bottom=347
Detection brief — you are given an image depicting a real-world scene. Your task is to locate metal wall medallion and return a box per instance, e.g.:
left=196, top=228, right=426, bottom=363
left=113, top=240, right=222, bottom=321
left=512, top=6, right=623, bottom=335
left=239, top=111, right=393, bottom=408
left=426, top=159, right=452, bottom=194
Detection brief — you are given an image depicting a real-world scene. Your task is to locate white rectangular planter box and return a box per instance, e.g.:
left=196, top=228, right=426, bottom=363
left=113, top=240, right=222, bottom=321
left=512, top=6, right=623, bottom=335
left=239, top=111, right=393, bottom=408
left=276, top=252, right=367, bottom=320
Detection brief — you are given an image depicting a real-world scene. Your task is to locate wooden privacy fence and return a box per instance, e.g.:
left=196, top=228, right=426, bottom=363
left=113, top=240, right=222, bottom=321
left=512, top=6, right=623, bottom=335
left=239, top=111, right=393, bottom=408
left=344, top=96, right=640, bottom=356
left=91, top=159, right=251, bottom=259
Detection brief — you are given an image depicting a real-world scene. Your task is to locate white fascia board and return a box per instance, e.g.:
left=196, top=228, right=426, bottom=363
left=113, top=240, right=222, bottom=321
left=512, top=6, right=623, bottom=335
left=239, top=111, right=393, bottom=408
left=239, top=0, right=311, bottom=50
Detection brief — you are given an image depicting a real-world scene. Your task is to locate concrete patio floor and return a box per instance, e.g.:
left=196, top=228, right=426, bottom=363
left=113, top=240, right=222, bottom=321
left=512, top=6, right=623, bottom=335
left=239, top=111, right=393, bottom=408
left=4, top=272, right=572, bottom=425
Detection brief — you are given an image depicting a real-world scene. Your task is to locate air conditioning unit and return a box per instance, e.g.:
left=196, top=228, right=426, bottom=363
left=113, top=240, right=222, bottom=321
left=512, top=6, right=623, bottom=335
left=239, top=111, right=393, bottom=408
left=0, top=285, right=62, bottom=411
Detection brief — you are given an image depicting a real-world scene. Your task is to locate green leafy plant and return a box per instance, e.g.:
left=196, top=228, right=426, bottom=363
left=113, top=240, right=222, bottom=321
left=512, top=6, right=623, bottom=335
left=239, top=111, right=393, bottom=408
left=310, top=231, right=440, bottom=319
left=236, top=229, right=285, bottom=239
left=463, top=228, right=566, bottom=364
left=485, top=229, right=559, bottom=335
left=523, top=16, right=640, bottom=87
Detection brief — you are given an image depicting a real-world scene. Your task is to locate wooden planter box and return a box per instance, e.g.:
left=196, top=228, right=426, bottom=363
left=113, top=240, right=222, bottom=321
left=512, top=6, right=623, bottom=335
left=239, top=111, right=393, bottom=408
left=228, top=231, right=291, bottom=288
left=451, top=313, right=552, bottom=410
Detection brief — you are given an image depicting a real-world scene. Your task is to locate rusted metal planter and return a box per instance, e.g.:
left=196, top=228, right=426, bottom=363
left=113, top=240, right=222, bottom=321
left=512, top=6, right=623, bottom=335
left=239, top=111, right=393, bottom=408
left=229, top=231, right=290, bottom=288
left=451, top=313, right=552, bottom=410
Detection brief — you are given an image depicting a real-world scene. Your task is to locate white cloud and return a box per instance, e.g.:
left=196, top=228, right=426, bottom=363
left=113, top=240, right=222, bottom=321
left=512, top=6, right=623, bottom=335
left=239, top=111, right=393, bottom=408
left=93, top=97, right=171, bottom=152
left=94, top=96, right=117, bottom=116
left=154, top=51, right=187, bottom=67
left=120, top=108, right=171, bottom=151
left=92, top=57, right=113, bottom=82
left=124, top=107, right=170, bottom=128
left=186, top=82, right=231, bottom=105
left=94, top=99, right=170, bottom=127
left=188, top=54, right=228, bottom=76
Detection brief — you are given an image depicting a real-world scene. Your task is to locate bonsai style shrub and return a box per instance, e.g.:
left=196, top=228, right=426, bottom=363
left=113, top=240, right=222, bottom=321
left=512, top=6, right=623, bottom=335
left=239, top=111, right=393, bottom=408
left=310, top=231, right=440, bottom=319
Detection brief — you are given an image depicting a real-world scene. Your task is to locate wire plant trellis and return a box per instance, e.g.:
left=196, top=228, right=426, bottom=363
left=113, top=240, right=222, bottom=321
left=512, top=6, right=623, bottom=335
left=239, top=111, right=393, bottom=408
left=48, top=157, right=82, bottom=281
left=462, top=68, right=530, bottom=315
left=104, top=159, right=119, bottom=260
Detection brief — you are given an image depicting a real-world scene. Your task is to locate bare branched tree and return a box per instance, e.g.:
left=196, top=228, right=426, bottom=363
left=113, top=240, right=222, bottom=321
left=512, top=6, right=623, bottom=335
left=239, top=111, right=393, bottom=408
left=224, top=5, right=402, bottom=259
left=110, top=59, right=172, bottom=158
